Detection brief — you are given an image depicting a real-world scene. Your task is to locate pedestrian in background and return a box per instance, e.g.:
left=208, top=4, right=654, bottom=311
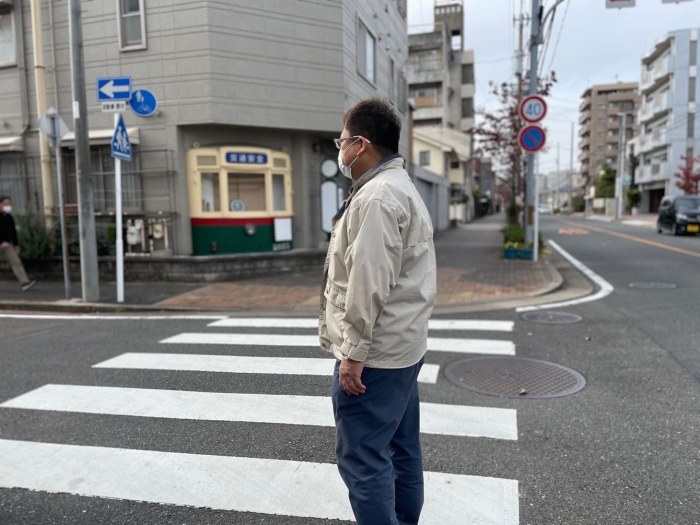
left=319, top=99, right=437, bottom=525
left=0, top=196, right=37, bottom=292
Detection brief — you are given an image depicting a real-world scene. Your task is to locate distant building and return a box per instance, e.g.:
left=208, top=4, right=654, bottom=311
left=406, top=0, right=475, bottom=217
left=578, top=82, right=640, bottom=190
left=635, top=29, right=700, bottom=213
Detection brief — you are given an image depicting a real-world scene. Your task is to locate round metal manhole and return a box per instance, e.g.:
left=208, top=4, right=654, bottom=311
left=444, top=357, right=586, bottom=399
left=521, top=311, right=583, bottom=325
left=629, top=282, right=677, bottom=290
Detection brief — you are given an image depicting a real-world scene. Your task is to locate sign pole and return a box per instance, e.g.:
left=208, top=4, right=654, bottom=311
left=52, top=114, right=72, bottom=300
left=114, top=113, right=124, bottom=303
left=524, top=0, right=540, bottom=247
left=533, top=152, right=539, bottom=262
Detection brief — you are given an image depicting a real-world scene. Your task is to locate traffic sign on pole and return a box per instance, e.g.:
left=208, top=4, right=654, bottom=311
left=111, top=114, right=132, bottom=162
left=519, top=95, right=547, bottom=123
left=606, top=0, right=635, bottom=8
left=130, top=89, right=158, bottom=117
left=97, top=77, right=132, bottom=101
left=519, top=125, right=547, bottom=153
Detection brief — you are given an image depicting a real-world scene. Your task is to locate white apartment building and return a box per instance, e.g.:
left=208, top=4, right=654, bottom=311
left=636, top=29, right=700, bottom=213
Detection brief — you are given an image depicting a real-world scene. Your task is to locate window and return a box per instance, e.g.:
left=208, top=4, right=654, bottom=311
left=201, top=173, right=220, bottom=212
left=228, top=173, right=266, bottom=211
left=461, top=98, right=474, bottom=119
left=597, top=145, right=604, bottom=151
left=409, top=49, right=442, bottom=72
left=0, top=153, right=23, bottom=209
left=419, top=150, right=430, bottom=166
left=0, top=7, right=15, bottom=66
left=598, top=118, right=606, bottom=125
left=691, top=41, right=697, bottom=67
left=461, top=63, right=474, bottom=85
left=389, top=59, right=395, bottom=103
left=412, top=86, right=441, bottom=108
left=450, top=160, right=460, bottom=169
left=118, top=0, right=146, bottom=51
left=599, top=104, right=606, bottom=110
left=272, top=174, right=286, bottom=212
left=598, top=131, right=605, bottom=138
left=358, top=20, right=375, bottom=83
left=688, top=112, right=695, bottom=139
left=689, top=77, right=696, bottom=103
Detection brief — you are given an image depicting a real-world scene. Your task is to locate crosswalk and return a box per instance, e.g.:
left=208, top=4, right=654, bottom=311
left=0, top=316, right=521, bottom=524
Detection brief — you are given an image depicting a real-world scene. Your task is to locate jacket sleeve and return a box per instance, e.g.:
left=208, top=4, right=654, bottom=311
left=339, top=198, right=403, bottom=362
left=10, top=216, right=19, bottom=247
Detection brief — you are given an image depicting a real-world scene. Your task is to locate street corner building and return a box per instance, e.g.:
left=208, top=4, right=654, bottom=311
left=0, top=0, right=412, bottom=259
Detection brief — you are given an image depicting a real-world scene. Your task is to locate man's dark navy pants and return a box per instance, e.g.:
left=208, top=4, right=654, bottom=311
left=332, top=359, right=424, bottom=525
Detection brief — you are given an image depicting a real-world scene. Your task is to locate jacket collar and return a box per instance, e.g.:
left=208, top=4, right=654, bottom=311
left=350, top=154, right=404, bottom=196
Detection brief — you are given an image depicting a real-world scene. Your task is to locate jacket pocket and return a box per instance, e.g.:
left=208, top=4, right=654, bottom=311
left=324, top=281, right=347, bottom=347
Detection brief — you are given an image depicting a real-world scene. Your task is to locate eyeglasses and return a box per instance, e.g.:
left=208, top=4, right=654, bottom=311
left=334, top=136, right=371, bottom=150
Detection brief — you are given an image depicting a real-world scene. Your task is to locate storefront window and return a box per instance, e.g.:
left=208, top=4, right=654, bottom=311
left=201, top=172, right=220, bottom=212
left=272, top=174, right=286, bottom=211
left=228, top=173, right=265, bottom=211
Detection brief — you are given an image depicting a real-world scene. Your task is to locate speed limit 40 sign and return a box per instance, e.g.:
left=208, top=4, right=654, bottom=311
left=519, top=95, right=547, bottom=123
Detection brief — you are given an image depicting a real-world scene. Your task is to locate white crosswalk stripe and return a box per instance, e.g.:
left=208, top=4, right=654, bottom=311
left=208, top=317, right=515, bottom=332
left=92, top=352, right=442, bottom=384
left=160, top=332, right=516, bottom=355
left=1, top=384, right=518, bottom=440
left=0, top=315, right=521, bottom=524
left=0, top=439, right=519, bottom=524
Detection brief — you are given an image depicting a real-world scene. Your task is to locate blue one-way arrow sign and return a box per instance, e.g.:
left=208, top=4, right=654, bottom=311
left=111, top=114, right=132, bottom=162
left=97, top=77, right=132, bottom=101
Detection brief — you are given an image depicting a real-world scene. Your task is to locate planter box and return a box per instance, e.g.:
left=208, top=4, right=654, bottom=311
left=519, top=248, right=533, bottom=260
left=504, top=248, right=518, bottom=259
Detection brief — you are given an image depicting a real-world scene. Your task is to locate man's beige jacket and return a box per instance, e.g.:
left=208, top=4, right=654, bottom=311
left=318, top=156, right=437, bottom=369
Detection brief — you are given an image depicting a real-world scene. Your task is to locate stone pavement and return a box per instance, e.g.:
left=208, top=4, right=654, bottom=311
left=0, top=214, right=560, bottom=313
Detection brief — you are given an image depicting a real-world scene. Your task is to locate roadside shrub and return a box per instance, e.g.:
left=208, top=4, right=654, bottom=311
left=13, top=213, right=53, bottom=267
left=505, top=203, right=523, bottom=226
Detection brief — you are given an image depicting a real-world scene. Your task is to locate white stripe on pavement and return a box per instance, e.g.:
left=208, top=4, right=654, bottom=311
left=208, top=318, right=514, bottom=332
left=517, top=240, right=614, bottom=312
left=0, top=314, right=228, bottom=321
left=1, top=385, right=517, bottom=440
left=159, top=333, right=515, bottom=356
left=0, top=439, right=519, bottom=524
left=92, top=353, right=441, bottom=385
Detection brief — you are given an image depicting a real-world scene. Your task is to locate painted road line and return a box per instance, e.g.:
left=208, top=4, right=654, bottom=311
left=517, top=240, right=614, bottom=313
left=208, top=318, right=514, bottom=332
left=1, top=385, right=518, bottom=440
left=0, top=314, right=228, bottom=321
left=0, top=439, right=519, bottom=524
left=93, top=353, right=441, bottom=385
left=160, top=333, right=516, bottom=356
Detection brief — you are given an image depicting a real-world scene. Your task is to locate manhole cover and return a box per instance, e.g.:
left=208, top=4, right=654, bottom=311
left=444, top=357, right=586, bottom=399
left=629, top=282, right=677, bottom=290
left=521, top=311, right=583, bottom=325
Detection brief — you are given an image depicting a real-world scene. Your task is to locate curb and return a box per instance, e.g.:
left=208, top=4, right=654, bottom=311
left=0, top=258, right=567, bottom=316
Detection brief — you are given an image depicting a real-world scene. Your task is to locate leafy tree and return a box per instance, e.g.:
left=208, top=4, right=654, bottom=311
left=674, top=155, right=700, bottom=195
left=595, top=163, right=616, bottom=199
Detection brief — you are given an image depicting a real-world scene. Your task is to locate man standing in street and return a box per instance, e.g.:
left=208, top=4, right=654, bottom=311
left=0, top=196, right=37, bottom=291
left=319, top=99, right=437, bottom=525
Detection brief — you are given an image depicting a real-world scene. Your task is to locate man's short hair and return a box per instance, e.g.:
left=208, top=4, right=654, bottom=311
left=343, top=98, right=401, bottom=159
left=0, top=196, right=10, bottom=202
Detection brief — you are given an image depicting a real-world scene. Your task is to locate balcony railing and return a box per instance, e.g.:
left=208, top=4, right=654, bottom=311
left=639, top=91, right=671, bottom=122
left=637, top=162, right=670, bottom=184
left=639, top=128, right=668, bottom=152
left=641, top=56, right=670, bottom=91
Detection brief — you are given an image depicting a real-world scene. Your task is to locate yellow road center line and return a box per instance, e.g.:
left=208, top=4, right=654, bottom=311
left=555, top=218, right=700, bottom=260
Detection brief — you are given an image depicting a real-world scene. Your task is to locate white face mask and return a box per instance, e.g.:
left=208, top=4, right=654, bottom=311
left=337, top=138, right=361, bottom=180
left=1, top=205, right=11, bottom=214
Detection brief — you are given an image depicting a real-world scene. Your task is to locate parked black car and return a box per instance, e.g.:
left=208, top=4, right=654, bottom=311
left=657, top=196, right=700, bottom=235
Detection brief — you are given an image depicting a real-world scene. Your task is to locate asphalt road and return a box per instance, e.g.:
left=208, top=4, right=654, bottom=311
left=0, top=215, right=698, bottom=524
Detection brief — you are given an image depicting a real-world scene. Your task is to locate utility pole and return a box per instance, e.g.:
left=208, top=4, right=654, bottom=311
left=69, top=0, right=100, bottom=302
left=569, top=121, right=574, bottom=213
left=556, top=142, right=560, bottom=210
left=513, top=11, right=530, bottom=209
left=616, top=112, right=628, bottom=221
left=524, top=0, right=540, bottom=244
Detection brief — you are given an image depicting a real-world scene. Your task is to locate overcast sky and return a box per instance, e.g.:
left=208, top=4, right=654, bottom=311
left=407, top=0, right=697, bottom=174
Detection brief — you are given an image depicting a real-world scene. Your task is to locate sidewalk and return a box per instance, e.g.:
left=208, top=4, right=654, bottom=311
left=0, top=214, right=562, bottom=313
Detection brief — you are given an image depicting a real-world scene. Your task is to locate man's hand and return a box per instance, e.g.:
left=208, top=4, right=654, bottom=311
left=0, top=242, right=8, bottom=250
left=339, top=358, right=366, bottom=396
left=14, top=245, right=20, bottom=255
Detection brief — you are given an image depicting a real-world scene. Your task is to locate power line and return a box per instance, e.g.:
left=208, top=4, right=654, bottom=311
left=546, top=0, right=571, bottom=75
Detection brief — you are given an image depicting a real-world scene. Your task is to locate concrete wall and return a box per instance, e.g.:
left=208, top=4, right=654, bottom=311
left=412, top=137, right=445, bottom=176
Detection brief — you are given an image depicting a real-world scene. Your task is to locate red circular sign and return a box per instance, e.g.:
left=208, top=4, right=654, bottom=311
left=518, top=125, right=546, bottom=153
left=519, top=95, right=548, bottom=123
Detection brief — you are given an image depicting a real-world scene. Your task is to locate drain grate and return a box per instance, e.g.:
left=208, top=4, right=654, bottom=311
left=444, top=357, right=586, bottom=399
left=629, top=282, right=677, bottom=290
left=521, top=311, right=583, bottom=325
